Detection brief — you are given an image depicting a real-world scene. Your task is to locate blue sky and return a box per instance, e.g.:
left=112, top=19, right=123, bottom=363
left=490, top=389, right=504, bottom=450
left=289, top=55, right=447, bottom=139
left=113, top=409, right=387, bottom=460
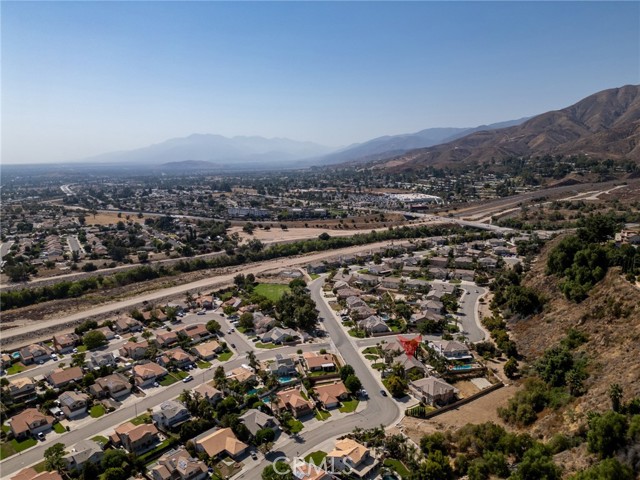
left=2, top=1, right=639, bottom=164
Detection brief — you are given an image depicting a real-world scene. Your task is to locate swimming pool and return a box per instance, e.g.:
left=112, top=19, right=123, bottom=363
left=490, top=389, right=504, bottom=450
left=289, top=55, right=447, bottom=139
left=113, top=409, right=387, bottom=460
left=452, top=364, right=473, bottom=370
left=247, top=388, right=259, bottom=396
left=278, top=376, right=295, bottom=384
left=11, top=352, right=20, bottom=359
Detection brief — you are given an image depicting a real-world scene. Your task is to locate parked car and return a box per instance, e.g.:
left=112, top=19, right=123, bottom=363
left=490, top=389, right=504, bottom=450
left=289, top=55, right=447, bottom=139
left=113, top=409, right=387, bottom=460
left=380, top=389, right=388, bottom=397
left=182, top=375, right=193, bottom=383
left=153, top=381, right=160, bottom=387
left=197, top=310, right=206, bottom=315
left=37, top=432, right=45, bottom=441
left=251, top=451, right=258, bottom=460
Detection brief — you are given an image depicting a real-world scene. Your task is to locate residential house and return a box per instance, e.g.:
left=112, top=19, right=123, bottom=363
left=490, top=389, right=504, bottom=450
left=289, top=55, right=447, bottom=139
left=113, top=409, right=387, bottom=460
left=313, top=381, right=349, bottom=409
left=293, top=463, right=333, bottom=480
left=1, top=353, right=12, bottom=370
left=261, top=327, right=299, bottom=344
left=226, top=366, right=256, bottom=384
left=326, top=438, right=376, bottom=477
left=133, top=361, right=168, bottom=388
left=405, top=279, right=430, bottom=291
left=335, top=287, right=362, bottom=300
left=254, top=313, right=277, bottom=334
left=11, top=468, right=62, bottom=480
left=158, top=347, right=195, bottom=369
left=19, top=344, right=52, bottom=365
left=7, top=377, right=37, bottom=403
left=352, top=273, right=379, bottom=289
left=112, top=422, right=160, bottom=455
left=478, top=257, right=498, bottom=269
left=345, top=296, right=366, bottom=310
left=176, top=324, right=212, bottom=343
left=410, top=310, right=443, bottom=325
left=367, top=264, right=392, bottom=276
left=195, top=295, right=214, bottom=310
left=239, top=409, right=279, bottom=437
left=194, top=427, right=248, bottom=460
left=393, top=354, right=425, bottom=376
left=454, top=256, right=474, bottom=269
left=9, top=408, right=54, bottom=440
left=350, top=305, right=376, bottom=320
left=59, top=391, right=89, bottom=419
left=62, top=440, right=104, bottom=472
left=89, top=351, right=117, bottom=369
left=422, top=300, right=444, bottom=315
left=357, top=316, right=390, bottom=334
left=409, top=377, right=458, bottom=406
left=192, top=340, right=222, bottom=361
left=46, top=366, right=84, bottom=389
left=150, top=448, right=208, bottom=480
left=428, top=256, right=449, bottom=268
left=429, top=340, right=472, bottom=362
left=155, top=330, right=179, bottom=348
left=119, top=340, right=150, bottom=360
left=53, top=333, right=80, bottom=354
left=113, top=316, right=143, bottom=334
left=90, top=373, right=132, bottom=400
left=142, top=309, right=167, bottom=323
left=303, top=352, right=336, bottom=372
left=269, top=353, right=297, bottom=376
left=450, top=269, right=475, bottom=282
left=152, top=400, right=191, bottom=430
left=94, top=326, right=115, bottom=341
left=379, top=277, right=403, bottom=290
left=276, top=388, right=314, bottom=418
left=427, top=267, right=448, bottom=280
left=192, top=383, right=223, bottom=406
left=307, top=262, right=327, bottom=275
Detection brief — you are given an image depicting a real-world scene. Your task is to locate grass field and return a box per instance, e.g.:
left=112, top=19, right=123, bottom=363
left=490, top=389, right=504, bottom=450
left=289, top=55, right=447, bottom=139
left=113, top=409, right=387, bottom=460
left=91, top=435, right=109, bottom=446
left=339, top=399, right=359, bottom=413
left=287, top=419, right=304, bottom=434
left=304, top=451, right=327, bottom=465
left=0, top=437, right=37, bottom=460
left=255, top=342, right=279, bottom=349
left=53, top=422, right=66, bottom=434
left=254, top=283, right=290, bottom=302
left=314, top=409, right=331, bottom=421
left=6, top=363, right=26, bottom=375
left=90, top=404, right=106, bottom=418
left=384, top=459, right=410, bottom=478
left=131, top=413, right=152, bottom=425
left=218, top=351, right=233, bottom=361
left=197, top=361, right=212, bottom=369
left=159, top=375, right=178, bottom=387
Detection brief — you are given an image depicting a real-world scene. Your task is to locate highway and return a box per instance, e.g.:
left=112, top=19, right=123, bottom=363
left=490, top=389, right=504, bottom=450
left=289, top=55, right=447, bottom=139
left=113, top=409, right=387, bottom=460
left=2, top=239, right=413, bottom=350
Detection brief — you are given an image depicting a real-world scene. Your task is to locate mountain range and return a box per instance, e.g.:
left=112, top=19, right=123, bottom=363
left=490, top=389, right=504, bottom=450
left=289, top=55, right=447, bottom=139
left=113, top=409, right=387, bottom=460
left=367, top=84, right=640, bottom=171
left=78, top=84, right=640, bottom=171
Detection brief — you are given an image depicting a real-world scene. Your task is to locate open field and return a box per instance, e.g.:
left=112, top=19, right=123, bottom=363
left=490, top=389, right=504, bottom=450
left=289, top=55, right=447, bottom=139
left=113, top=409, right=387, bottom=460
left=254, top=283, right=290, bottom=301
left=396, top=384, right=519, bottom=443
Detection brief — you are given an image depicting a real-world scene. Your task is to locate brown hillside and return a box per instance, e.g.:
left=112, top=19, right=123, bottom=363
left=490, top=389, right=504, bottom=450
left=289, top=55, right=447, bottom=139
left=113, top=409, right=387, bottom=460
left=510, top=238, right=640, bottom=438
left=376, top=84, right=640, bottom=171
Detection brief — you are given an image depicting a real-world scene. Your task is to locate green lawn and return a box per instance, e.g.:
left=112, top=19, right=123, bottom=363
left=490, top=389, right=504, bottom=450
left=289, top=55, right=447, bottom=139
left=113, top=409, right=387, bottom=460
left=1, top=424, right=10, bottom=434
left=173, top=371, right=189, bottom=380
left=310, top=273, right=320, bottom=280
left=218, top=351, right=233, bottom=361
left=384, top=459, right=411, bottom=478
left=131, top=413, right=152, bottom=425
left=90, top=404, right=106, bottom=418
left=372, top=363, right=386, bottom=371
left=339, top=399, right=359, bottom=413
left=53, top=422, right=66, bottom=434
left=197, top=360, right=212, bottom=369
left=314, top=409, right=331, bottom=421
left=91, top=435, right=109, bottom=446
left=159, top=375, right=178, bottom=386
left=287, top=419, right=304, bottom=434
left=76, top=345, right=87, bottom=352
left=255, top=342, right=279, bottom=349
left=362, top=347, right=378, bottom=354
left=0, top=437, right=37, bottom=460
left=32, top=460, right=47, bottom=473
left=304, top=450, right=327, bottom=465
left=6, top=363, right=25, bottom=375
left=364, top=354, right=379, bottom=361
left=348, top=329, right=366, bottom=338
left=254, top=283, right=290, bottom=302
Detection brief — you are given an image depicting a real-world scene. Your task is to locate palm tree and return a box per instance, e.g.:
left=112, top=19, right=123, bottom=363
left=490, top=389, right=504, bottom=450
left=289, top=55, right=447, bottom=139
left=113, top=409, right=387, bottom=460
left=246, top=351, right=259, bottom=373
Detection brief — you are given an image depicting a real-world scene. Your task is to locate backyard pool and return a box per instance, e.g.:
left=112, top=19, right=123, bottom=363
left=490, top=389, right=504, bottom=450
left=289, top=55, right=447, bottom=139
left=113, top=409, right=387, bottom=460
left=278, top=376, right=295, bottom=384
left=11, top=352, right=20, bottom=359
left=452, top=364, right=473, bottom=371
left=247, top=388, right=259, bottom=396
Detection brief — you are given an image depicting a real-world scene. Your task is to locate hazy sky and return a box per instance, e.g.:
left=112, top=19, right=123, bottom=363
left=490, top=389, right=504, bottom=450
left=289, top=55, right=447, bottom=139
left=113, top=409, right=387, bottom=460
left=2, top=1, right=639, bottom=164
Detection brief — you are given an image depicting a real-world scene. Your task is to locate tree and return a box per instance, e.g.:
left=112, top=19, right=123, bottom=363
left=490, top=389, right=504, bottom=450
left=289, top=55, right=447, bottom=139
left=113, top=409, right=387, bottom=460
left=103, top=467, right=128, bottom=480
left=262, top=462, right=293, bottom=480
left=411, top=451, right=454, bottom=480
left=44, top=443, right=66, bottom=472
left=344, top=374, right=362, bottom=394
left=510, top=445, right=560, bottom=480
left=246, top=350, right=259, bottom=372
left=256, top=427, right=276, bottom=445
left=571, top=458, right=635, bottom=480
left=385, top=375, right=407, bottom=398
left=340, top=364, right=355, bottom=381
left=206, top=319, right=221, bottom=334
left=71, top=352, right=86, bottom=368
left=102, top=448, right=129, bottom=470
left=239, top=312, right=255, bottom=330
left=83, top=330, right=107, bottom=350
left=608, top=383, right=623, bottom=412
left=420, top=432, right=448, bottom=456
left=587, top=411, right=628, bottom=458
left=503, top=357, right=519, bottom=379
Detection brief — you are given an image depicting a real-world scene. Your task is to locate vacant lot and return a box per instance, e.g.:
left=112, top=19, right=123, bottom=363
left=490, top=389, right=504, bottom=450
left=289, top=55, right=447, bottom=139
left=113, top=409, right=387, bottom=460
left=397, top=384, right=519, bottom=443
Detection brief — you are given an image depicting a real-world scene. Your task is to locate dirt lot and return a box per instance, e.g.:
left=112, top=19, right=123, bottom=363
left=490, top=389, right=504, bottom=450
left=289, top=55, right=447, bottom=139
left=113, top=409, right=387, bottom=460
left=450, top=380, right=481, bottom=399
left=82, top=212, right=147, bottom=226
left=396, top=384, right=520, bottom=443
